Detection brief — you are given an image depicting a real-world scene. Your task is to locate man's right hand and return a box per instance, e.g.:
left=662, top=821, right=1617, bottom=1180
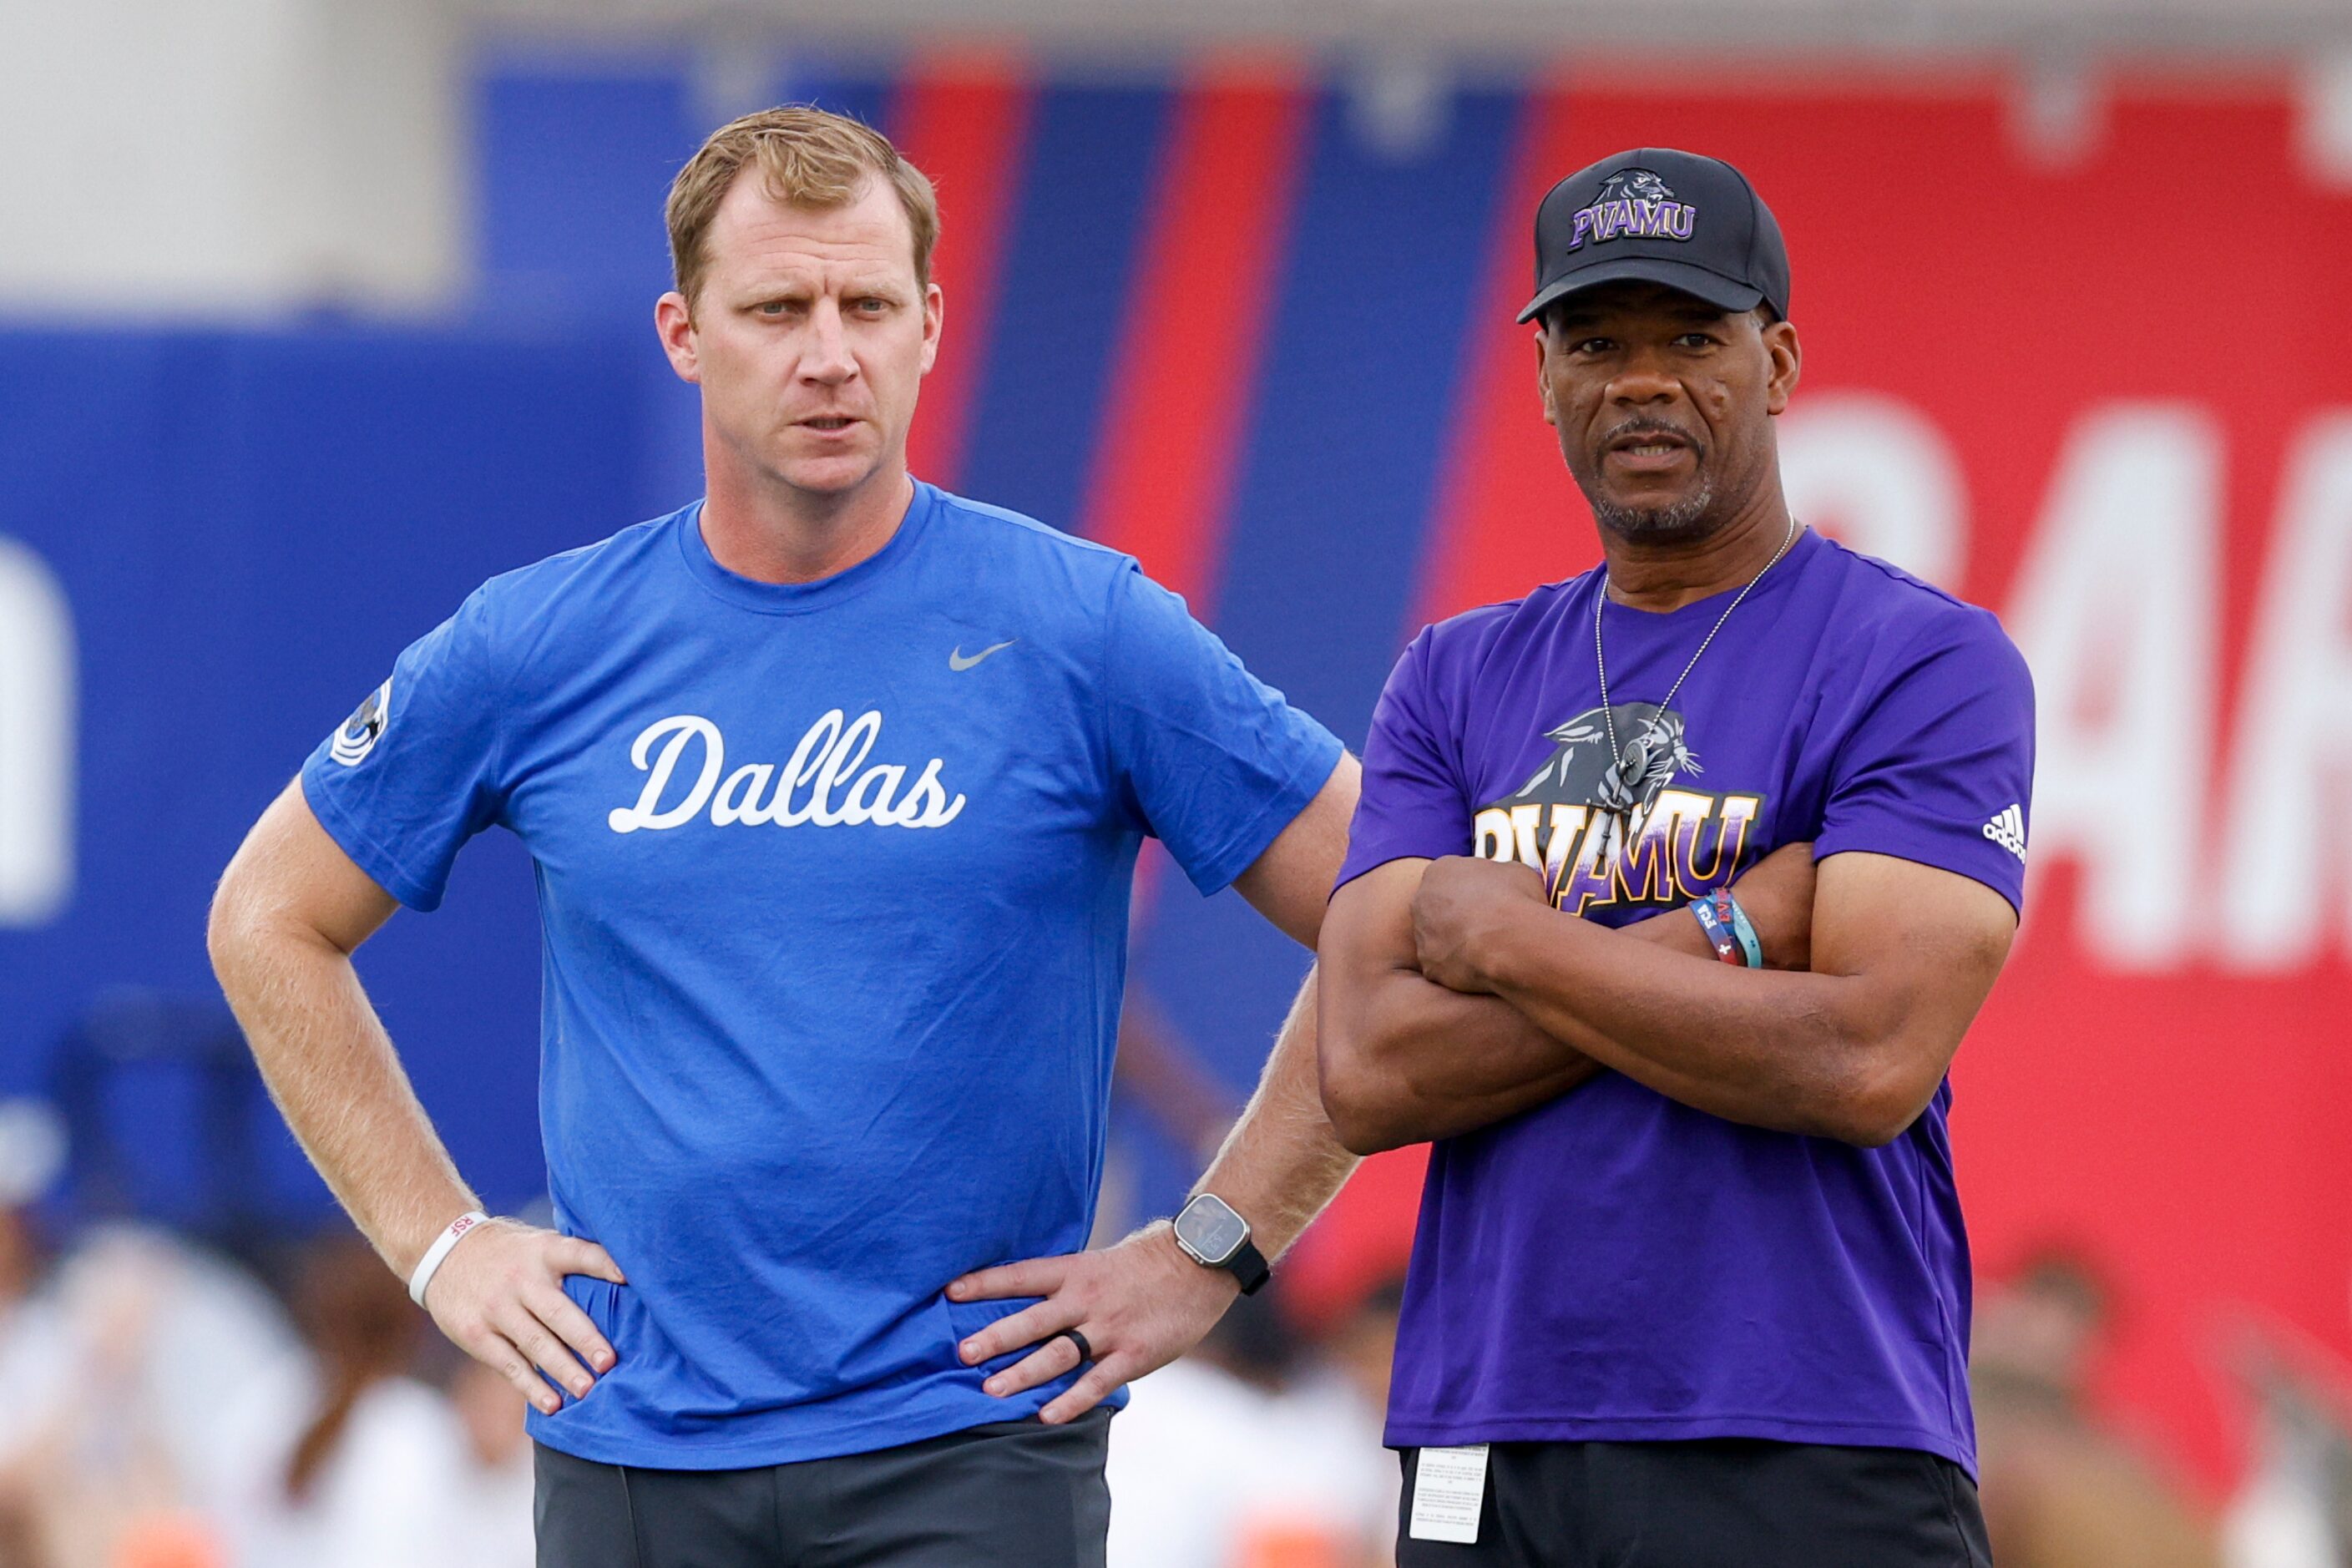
left=421, top=1217, right=626, bottom=1414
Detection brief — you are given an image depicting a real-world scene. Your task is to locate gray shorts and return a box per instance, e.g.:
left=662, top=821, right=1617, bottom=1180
left=533, top=1410, right=1112, bottom=1568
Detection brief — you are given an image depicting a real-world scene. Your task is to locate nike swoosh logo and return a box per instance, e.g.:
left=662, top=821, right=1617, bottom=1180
left=948, top=640, right=1017, bottom=671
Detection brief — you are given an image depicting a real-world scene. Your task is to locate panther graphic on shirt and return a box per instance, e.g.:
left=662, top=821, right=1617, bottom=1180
left=1469, top=701, right=1763, bottom=917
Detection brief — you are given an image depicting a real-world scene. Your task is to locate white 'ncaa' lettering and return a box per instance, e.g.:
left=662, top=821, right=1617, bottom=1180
left=607, top=711, right=966, bottom=834
left=1981, top=802, right=2027, bottom=862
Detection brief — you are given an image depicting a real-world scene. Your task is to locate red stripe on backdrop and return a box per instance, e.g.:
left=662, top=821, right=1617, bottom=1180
left=894, top=55, right=1031, bottom=492
left=1081, top=64, right=1310, bottom=923
left=1409, top=84, right=1601, bottom=632
left=1078, top=62, right=1310, bottom=615
left=1280, top=1143, right=1428, bottom=1333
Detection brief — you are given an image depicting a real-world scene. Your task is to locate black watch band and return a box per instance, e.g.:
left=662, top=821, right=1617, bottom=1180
left=1224, top=1235, right=1271, bottom=1296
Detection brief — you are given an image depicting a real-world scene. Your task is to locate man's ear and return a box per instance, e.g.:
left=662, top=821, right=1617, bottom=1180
left=655, top=291, right=701, bottom=386
left=918, top=281, right=943, bottom=378
left=1535, top=328, right=1559, bottom=427
left=1762, top=316, right=1801, bottom=416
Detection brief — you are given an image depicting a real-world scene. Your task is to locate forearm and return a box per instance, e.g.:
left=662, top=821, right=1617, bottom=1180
left=210, top=916, right=477, bottom=1273
left=1186, top=965, right=1359, bottom=1258
left=1320, top=900, right=1722, bottom=1153
left=1483, top=910, right=1891, bottom=1141
left=1321, top=965, right=1596, bottom=1153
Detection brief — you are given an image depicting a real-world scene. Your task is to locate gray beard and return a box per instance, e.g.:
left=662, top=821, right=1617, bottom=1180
left=1591, top=475, right=1719, bottom=542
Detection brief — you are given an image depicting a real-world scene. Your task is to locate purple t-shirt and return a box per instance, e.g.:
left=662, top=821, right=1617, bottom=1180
left=1336, top=527, right=2033, bottom=1474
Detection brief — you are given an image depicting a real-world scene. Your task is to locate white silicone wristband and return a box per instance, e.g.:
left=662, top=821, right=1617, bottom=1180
left=407, top=1210, right=489, bottom=1308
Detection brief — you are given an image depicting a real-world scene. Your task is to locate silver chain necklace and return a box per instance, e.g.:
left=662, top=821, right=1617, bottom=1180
left=1593, top=515, right=1800, bottom=824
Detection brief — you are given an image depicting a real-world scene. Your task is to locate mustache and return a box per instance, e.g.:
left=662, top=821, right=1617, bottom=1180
left=1596, top=417, right=1706, bottom=453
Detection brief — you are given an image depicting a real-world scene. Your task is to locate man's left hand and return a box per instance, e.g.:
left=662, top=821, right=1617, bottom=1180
left=945, top=1221, right=1241, bottom=1424
left=1413, top=855, right=1550, bottom=994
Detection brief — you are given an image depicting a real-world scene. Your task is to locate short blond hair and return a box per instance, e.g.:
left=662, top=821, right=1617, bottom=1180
left=665, top=105, right=939, bottom=311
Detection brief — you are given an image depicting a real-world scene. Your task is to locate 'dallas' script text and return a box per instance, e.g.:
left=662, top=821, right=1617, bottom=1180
left=607, top=711, right=966, bottom=833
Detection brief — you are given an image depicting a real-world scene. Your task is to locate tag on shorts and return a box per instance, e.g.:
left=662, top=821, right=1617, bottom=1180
left=1407, top=1444, right=1489, bottom=1544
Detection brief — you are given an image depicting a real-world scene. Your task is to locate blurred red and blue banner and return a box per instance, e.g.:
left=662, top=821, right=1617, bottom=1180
left=1, top=53, right=2346, bottom=1489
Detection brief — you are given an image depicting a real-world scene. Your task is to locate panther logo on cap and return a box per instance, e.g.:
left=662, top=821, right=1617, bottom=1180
left=1568, top=168, right=1697, bottom=250
left=1600, top=169, right=1675, bottom=205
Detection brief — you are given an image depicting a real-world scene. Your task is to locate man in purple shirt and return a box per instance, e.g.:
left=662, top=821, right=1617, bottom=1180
left=1319, top=148, right=2030, bottom=1565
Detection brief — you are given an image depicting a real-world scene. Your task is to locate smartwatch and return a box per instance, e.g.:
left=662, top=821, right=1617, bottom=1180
left=1171, top=1193, right=1271, bottom=1295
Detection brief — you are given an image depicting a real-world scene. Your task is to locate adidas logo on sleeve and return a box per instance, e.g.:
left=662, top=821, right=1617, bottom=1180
left=1981, top=803, right=2027, bottom=862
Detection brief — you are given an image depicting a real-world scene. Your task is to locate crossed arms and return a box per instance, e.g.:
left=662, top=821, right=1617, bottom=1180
left=1316, top=845, right=2018, bottom=1153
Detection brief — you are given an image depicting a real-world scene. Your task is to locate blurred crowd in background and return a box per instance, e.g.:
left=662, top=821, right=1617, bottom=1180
left=4, top=1082, right=2352, bottom=1568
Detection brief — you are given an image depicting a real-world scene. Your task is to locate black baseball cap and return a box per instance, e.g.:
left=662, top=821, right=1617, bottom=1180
left=1518, top=148, right=1789, bottom=325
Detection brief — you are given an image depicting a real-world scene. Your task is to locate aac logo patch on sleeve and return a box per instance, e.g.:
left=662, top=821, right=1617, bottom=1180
left=329, top=678, right=392, bottom=766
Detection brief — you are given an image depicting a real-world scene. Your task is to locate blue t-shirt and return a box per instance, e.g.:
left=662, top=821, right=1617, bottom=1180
left=1335, top=528, right=2034, bottom=1475
left=301, top=483, right=1340, bottom=1467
